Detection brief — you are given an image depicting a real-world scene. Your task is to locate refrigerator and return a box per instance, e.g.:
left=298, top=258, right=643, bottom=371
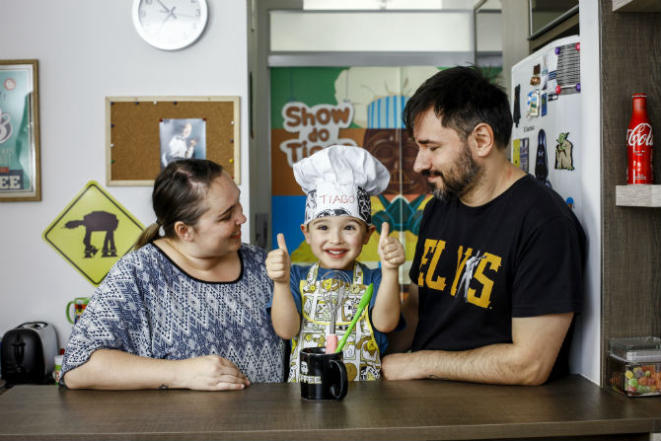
left=510, top=34, right=582, bottom=218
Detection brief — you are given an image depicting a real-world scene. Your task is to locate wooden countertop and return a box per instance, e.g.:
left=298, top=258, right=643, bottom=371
left=0, top=375, right=659, bottom=440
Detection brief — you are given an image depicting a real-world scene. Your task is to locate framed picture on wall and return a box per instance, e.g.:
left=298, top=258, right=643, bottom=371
left=0, top=59, right=41, bottom=202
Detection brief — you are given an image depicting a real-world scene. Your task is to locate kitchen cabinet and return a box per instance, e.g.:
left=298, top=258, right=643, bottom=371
left=602, top=2, right=661, bottom=385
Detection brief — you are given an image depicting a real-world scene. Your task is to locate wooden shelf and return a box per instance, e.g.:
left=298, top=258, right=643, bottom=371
left=613, top=0, right=661, bottom=12
left=615, top=184, right=661, bottom=206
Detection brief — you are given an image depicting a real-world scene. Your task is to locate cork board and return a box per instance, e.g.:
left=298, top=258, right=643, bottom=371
left=106, top=96, right=240, bottom=186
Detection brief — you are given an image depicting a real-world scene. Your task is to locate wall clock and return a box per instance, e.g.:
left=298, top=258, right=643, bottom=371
left=132, top=0, right=209, bottom=51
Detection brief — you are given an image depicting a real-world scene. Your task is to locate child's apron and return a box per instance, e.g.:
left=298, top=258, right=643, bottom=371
left=287, top=262, right=382, bottom=382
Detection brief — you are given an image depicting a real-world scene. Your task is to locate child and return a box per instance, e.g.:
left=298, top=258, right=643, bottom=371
left=266, top=145, right=405, bottom=382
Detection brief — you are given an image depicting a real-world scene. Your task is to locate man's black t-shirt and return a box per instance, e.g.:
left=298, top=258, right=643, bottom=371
left=409, top=175, right=586, bottom=379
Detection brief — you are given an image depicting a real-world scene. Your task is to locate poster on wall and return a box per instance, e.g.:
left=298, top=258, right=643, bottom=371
left=271, top=66, right=443, bottom=279
left=0, top=60, right=41, bottom=202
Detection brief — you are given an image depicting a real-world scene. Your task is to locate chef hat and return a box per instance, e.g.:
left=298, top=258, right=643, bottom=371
left=294, top=145, right=390, bottom=226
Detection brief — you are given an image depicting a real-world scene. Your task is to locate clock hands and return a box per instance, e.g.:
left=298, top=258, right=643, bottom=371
left=159, top=6, right=177, bottom=31
left=172, top=12, right=198, bottom=19
left=156, top=0, right=170, bottom=13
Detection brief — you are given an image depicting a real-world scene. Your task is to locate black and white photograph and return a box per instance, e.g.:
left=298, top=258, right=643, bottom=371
left=159, top=118, right=206, bottom=169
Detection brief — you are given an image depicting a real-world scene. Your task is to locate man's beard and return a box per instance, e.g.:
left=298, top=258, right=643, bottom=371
left=422, top=143, right=480, bottom=201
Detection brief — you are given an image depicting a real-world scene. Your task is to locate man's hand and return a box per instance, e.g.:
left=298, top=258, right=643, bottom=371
left=381, top=352, right=423, bottom=381
left=181, top=355, right=250, bottom=391
left=378, top=222, right=405, bottom=270
left=266, top=233, right=290, bottom=284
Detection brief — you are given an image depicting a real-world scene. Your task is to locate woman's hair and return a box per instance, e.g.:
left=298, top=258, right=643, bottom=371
left=403, top=65, right=512, bottom=149
left=133, top=159, right=225, bottom=250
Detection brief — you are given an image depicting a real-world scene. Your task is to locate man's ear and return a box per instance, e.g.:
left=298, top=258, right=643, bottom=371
left=174, top=221, right=193, bottom=241
left=471, top=123, right=496, bottom=158
left=300, top=224, right=312, bottom=244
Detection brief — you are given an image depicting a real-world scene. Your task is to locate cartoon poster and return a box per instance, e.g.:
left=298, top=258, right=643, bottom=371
left=0, top=62, right=39, bottom=200
left=271, top=66, right=443, bottom=279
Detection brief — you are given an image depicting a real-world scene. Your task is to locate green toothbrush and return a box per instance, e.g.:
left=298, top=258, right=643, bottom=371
left=335, top=283, right=374, bottom=353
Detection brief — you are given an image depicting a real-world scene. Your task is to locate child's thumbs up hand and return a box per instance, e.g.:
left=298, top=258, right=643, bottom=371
left=266, top=233, right=291, bottom=284
left=378, top=222, right=405, bottom=270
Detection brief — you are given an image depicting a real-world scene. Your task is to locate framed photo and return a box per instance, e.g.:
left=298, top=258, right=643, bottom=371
left=0, top=60, right=41, bottom=201
left=106, top=96, right=240, bottom=186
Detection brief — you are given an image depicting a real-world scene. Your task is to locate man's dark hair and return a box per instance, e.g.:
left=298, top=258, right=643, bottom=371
left=403, top=66, right=512, bottom=149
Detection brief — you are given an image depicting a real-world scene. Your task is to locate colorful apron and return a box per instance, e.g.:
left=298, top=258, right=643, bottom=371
left=288, top=262, right=381, bottom=382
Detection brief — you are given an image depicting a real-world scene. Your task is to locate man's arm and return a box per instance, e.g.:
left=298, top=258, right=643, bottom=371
left=63, top=349, right=250, bottom=391
left=382, top=311, right=573, bottom=385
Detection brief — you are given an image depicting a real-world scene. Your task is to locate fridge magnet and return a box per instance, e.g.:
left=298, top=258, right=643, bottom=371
left=526, top=90, right=540, bottom=117
left=513, top=138, right=530, bottom=173
left=534, top=130, right=552, bottom=188
left=530, top=64, right=541, bottom=86
left=520, top=138, right=529, bottom=173
left=512, top=139, right=521, bottom=167
left=513, top=84, right=521, bottom=128
left=554, top=132, right=574, bottom=171
left=541, top=93, right=548, bottom=116
left=565, top=197, right=574, bottom=210
left=548, top=43, right=581, bottom=97
left=0, top=59, right=41, bottom=202
left=541, top=55, right=548, bottom=90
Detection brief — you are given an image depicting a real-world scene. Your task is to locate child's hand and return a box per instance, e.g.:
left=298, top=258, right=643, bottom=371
left=266, top=233, right=291, bottom=284
left=378, top=222, right=405, bottom=270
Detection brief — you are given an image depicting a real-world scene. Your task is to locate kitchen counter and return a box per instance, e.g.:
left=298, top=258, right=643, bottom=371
left=0, top=375, right=659, bottom=440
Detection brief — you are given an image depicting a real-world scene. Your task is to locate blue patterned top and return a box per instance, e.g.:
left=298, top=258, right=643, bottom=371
left=61, top=243, right=285, bottom=384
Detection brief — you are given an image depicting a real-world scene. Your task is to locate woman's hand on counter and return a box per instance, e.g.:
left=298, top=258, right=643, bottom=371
left=180, top=355, right=250, bottom=391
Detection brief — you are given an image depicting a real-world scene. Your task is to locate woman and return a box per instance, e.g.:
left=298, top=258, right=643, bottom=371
left=61, top=159, right=284, bottom=390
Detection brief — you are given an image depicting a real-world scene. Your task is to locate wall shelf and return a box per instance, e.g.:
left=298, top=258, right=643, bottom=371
left=615, top=185, right=661, bottom=207
left=613, top=0, right=661, bottom=13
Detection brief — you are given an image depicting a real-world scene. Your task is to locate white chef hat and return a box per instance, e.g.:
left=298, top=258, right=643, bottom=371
left=293, top=145, right=390, bottom=226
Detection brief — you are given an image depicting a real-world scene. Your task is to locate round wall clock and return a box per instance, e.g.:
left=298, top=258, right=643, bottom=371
left=132, top=0, right=209, bottom=51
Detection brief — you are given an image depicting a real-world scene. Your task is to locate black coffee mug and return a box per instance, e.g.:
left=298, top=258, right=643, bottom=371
left=299, top=347, right=348, bottom=400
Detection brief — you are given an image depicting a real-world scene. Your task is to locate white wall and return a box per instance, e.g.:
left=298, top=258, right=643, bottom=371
left=0, top=0, right=250, bottom=349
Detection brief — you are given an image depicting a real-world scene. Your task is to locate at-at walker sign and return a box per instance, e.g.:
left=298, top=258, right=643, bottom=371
left=65, top=211, right=119, bottom=258
left=43, top=181, right=144, bottom=286
left=280, top=101, right=356, bottom=167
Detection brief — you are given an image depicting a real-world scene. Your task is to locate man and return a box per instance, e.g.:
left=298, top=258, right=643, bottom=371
left=381, top=66, right=585, bottom=386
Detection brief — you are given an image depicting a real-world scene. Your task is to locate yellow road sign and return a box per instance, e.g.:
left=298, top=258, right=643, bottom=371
left=43, top=181, right=144, bottom=286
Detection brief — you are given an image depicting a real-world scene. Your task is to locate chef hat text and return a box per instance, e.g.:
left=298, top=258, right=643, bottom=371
left=293, top=145, right=390, bottom=226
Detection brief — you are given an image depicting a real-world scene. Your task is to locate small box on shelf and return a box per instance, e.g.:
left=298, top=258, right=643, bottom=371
left=607, top=336, right=661, bottom=397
